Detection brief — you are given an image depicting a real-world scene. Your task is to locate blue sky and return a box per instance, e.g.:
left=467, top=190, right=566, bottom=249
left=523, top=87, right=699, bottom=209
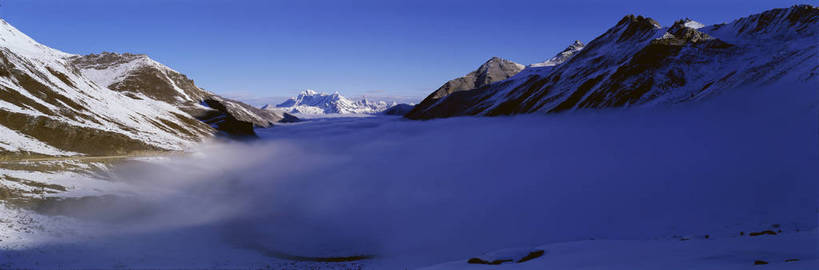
left=1, top=0, right=807, bottom=103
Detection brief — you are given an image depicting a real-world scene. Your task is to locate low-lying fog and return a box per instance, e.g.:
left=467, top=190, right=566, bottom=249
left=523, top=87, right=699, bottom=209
left=4, top=85, right=818, bottom=268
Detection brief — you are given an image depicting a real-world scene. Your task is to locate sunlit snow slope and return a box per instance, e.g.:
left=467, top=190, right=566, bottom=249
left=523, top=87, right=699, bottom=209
left=0, top=19, right=292, bottom=156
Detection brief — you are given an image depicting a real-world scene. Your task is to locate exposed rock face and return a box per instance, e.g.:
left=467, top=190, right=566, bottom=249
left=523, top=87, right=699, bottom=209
left=431, top=57, right=525, bottom=101
left=195, top=96, right=299, bottom=137
left=406, top=5, right=818, bottom=120
left=405, top=57, right=524, bottom=118
left=197, top=98, right=257, bottom=138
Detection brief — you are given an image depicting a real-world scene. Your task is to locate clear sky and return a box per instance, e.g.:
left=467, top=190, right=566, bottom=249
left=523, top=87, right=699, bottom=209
left=0, top=0, right=808, bottom=104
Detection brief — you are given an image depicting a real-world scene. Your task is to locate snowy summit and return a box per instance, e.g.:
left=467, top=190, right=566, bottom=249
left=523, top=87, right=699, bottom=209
left=263, top=90, right=396, bottom=115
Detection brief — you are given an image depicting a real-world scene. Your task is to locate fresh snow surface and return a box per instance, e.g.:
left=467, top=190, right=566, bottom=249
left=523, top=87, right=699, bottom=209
left=420, top=231, right=818, bottom=270
left=684, top=19, right=706, bottom=29
left=0, top=83, right=816, bottom=269
left=0, top=20, right=74, bottom=61
left=265, top=90, right=396, bottom=115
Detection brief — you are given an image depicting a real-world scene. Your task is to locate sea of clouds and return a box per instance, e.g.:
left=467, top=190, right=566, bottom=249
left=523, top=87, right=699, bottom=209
left=3, top=83, right=817, bottom=268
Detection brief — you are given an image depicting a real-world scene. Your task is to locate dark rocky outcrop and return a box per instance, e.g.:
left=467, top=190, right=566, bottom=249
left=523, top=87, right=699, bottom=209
left=466, top=249, right=545, bottom=265
left=383, top=103, right=415, bottom=116
left=748, top=230, right=777, bottom=236
left=467, top=258, right=512, bottom=265
left=192, top=97, right=297, bottom=138
left=516, top=250, right=545, bottom=263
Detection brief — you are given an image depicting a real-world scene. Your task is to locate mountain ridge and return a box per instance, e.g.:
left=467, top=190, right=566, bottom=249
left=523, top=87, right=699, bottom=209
left=264, top=90, right=397, bottom=115
left=0, top=19, right=295, bottom=156
left=406, top=5, right=818, bottom=120
left=405, top=57, right=525, bottom=118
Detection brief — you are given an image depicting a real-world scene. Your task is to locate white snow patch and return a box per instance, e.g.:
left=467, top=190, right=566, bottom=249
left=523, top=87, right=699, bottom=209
left=0, top=124, right=76, bottom=156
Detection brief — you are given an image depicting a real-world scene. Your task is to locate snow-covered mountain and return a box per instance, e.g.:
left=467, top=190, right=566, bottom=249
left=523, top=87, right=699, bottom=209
left=263, top=90, right=396, bottom=115
left=407, top=5, right=818, bottom=119
left=0, top=19, right=294, bottom=156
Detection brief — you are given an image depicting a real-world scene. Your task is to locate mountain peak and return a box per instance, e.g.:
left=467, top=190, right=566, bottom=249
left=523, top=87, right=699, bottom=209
left=529, top=40, right=585, bottom=68
left=300, top=89, right=319, bottom=96
left=675, top=18, right=705, bottom=29
left=482, top=56, right=515, bottom=66
left=410, top=56, right=525, bottom=105
left=71, top=51, right=156, bottom=70
left=617, top=14, right=662, bottom=29
left=0, top=19, right=73, bottom=60
left=609, top=14, right=663, bottom=42
left=474, top=57, right=525, bottom=87
left=272, top=90, right=394, bottom=115
left=478, top=57, right=524, bottom=70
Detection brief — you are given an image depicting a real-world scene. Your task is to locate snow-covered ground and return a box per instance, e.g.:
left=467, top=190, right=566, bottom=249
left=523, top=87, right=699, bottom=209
left=421, top=231, right=817, bottom=270
left=0, top=83, right=816, bottom=269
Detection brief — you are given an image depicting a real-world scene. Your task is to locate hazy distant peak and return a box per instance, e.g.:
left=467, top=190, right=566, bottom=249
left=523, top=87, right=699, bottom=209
left=265, top=90, right=394, bottom=115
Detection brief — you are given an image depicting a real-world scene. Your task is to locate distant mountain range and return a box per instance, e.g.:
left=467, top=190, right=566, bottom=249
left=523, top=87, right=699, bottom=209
left=0, top=19, right=296, bottom=156
left=406, top=5, right=818, bottom=119
left=262, top=90, right=400, bottom=115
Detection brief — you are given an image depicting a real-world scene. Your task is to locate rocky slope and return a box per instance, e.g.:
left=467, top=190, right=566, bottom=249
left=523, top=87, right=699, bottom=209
left=405, top=57, right=524, bottom=118
left=383, top=103, right=415, bottom=116
left=406, top=5, right=818, bottom=120
left=264, top=90, right=396, bottom=115
left=0, top=19, right=294, bottom=156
